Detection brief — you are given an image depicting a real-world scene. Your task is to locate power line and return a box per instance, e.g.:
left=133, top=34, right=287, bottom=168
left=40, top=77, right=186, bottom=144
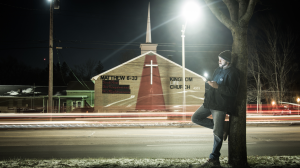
left=1, top=40, right=232, bottom=47
left=56, top=48, right=91, bottom=90
left=0, top=47, right=227, bottom=53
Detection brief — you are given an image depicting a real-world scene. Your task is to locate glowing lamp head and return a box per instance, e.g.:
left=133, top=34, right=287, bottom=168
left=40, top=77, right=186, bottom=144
left=297, top=98, right=300, bottom=102
left=272, top=101, right=275, bottom=105
left=182, top=1, right=201, bottom=22
left=204, top=72, right=208, bottom=78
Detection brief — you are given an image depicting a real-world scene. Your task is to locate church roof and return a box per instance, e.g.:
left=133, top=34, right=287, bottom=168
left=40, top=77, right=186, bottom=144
left=91, top=51, right=206, bottom=82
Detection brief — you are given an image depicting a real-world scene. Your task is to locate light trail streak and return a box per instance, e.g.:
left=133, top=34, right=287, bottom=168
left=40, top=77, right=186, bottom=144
left=75, top=117, right=168, bottom=120
left=104, top=95, right=135, bottom=107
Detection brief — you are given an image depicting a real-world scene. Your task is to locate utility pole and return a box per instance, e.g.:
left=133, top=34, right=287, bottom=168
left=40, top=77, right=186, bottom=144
left=48, top=1, right=53, bottom=113
left=48, top=0, right=60, bottom=114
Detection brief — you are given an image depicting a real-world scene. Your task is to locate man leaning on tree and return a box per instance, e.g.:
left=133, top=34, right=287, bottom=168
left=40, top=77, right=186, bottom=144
left=192, top=50, right=240, bottom=167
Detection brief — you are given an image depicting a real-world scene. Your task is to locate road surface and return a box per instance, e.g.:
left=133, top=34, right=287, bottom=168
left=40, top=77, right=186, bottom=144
left=0, top=126, right=300, bottom=159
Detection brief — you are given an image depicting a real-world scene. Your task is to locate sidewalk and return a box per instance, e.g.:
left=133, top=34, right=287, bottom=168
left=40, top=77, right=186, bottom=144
left=0, top=156, right=299, bottom=167
left=0, top=120, right=300, bottom=129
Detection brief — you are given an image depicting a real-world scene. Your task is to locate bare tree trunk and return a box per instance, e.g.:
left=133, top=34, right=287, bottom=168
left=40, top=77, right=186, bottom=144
left=229, top=28, right=248, bottom=166
left=203, top=0, right=258, bottom=166
left=256, top=86, right=263, bottom=111
left=257, top=73, right=261, bottom=111
left=275, top=68, right=279, bottom=104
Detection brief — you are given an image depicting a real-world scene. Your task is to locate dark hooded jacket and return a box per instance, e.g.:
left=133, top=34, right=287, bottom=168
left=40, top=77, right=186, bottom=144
left=203, top=66, right=240, bottom=114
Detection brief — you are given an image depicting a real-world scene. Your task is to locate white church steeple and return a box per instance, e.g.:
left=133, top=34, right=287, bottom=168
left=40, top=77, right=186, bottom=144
left=146, top=2, right=151, bottom=43
left=140, top=2, right=158, bottom=54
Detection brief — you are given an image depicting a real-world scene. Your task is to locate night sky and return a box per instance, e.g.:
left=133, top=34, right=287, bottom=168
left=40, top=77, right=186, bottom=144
left=1, top=0, right=299, bottom=81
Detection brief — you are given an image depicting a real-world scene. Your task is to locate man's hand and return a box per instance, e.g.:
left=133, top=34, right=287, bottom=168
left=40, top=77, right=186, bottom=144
left=207, top=81, right=219, bottom=89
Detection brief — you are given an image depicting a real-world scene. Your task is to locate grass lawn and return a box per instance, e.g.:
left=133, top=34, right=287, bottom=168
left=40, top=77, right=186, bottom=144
left=0, top=156, right=299, bottom=167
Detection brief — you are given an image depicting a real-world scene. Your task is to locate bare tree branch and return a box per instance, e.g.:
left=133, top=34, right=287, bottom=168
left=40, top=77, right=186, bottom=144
left=239, top=0, right=257, bottom=26
left=236, top=0, right=248, bottom=19
left=253, top=7, right=271, bottom=14
left=247, top=26, right=264, bottom=107
left=73, top=59, right=98, bottom=81
left=247, top=85, right=257, bottom=103
left=204, top=0, right=235, bottom=30
left=251, top=15, right=297, bottom=104
left=223, top=0, right=238, bottom=22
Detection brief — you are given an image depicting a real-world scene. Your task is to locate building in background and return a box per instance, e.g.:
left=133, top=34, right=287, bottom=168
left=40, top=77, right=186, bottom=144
left=91, top=3, right=205, bottom=112
left=65, top=81, right=94, bottom=112
left=0, top=81, right=94, bottom=113
left=92, top=51, right=205, bottom=113
left=0, top=85, right=66, bottom=113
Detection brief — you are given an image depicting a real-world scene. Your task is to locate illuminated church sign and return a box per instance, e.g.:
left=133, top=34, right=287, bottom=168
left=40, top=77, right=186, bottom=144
left=102, top=80, right=130, bottom=94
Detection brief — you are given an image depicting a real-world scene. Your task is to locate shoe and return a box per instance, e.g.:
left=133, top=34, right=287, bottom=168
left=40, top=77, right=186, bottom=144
left=200, top=159, right=221, bottom=168
left=223, top=121, right=229, bottom=141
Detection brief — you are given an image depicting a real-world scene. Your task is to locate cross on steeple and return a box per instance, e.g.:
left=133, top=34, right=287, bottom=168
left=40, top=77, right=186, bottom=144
left=145, top=60, right=158, bottom=85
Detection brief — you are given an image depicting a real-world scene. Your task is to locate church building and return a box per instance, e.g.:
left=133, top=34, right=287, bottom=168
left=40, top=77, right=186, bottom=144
left=91, top=3, right=206, bottom=112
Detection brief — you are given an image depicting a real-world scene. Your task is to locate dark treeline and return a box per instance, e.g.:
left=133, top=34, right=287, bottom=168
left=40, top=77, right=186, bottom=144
left=0, top=56, right=105, bottom=86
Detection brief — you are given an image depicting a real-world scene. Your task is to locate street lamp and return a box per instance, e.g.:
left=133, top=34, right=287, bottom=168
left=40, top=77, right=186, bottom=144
left=271, top=101, right=275, bottom=115
left=181, top=2, right=201, bottom=114
left=297, top=98, right=300, bottom=115
left=204, top=72, right=208, bottom=81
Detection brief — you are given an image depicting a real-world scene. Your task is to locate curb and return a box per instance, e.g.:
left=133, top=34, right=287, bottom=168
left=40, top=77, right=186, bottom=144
left=0, top=121, right=300, bottom=130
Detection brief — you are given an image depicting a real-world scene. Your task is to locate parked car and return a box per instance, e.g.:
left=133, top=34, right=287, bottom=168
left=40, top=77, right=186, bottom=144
left=281, top=108, right=292, bottom=115
left=272, top=106, right=291, bottom=115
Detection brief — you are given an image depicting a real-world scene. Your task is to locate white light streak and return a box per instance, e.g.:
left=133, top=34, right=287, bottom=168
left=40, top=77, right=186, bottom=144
left=104, top=95, right=135, bottom=107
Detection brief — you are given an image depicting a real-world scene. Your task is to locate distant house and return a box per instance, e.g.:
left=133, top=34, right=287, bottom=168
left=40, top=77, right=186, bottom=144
left=65, top=81, right=94, bottom=112
left=0, top=85, right=66, bottom=113
left=0, top=81, right=94, bottom=113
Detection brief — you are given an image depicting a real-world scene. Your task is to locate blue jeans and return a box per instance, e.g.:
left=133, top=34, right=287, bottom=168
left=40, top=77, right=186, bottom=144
left=191, top=105, right=226, bottom=160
